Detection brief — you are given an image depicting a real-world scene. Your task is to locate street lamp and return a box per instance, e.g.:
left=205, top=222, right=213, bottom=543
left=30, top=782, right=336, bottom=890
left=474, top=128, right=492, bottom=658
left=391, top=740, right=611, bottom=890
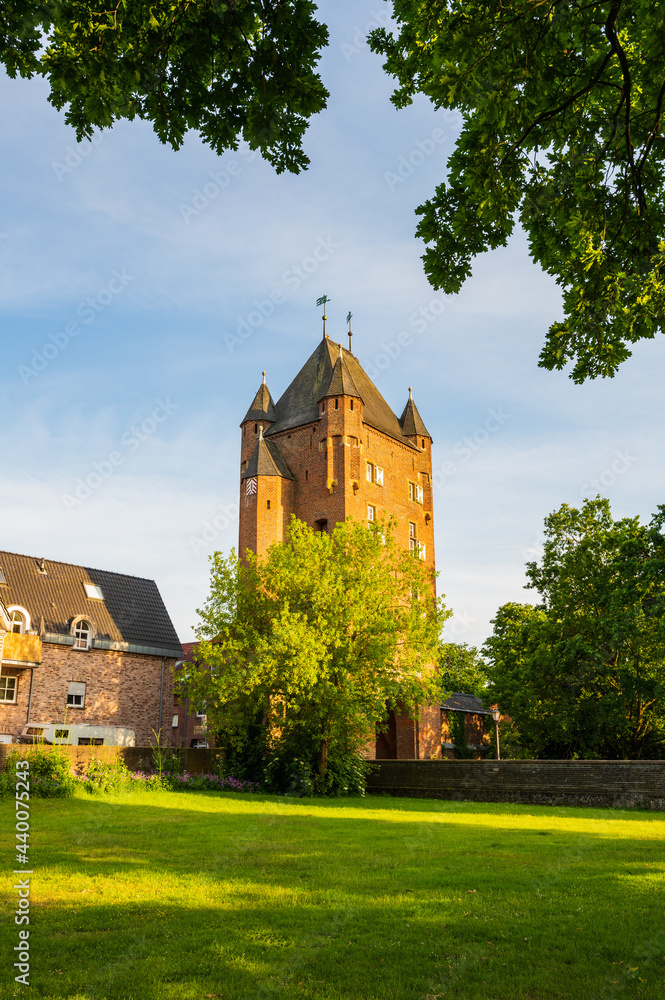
left=491, top=707, right=501, bottom=760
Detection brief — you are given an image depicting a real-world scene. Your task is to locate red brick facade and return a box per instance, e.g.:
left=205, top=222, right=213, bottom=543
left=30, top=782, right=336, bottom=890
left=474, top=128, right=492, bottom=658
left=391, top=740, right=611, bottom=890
left=237, top=336, right=441, bottom=760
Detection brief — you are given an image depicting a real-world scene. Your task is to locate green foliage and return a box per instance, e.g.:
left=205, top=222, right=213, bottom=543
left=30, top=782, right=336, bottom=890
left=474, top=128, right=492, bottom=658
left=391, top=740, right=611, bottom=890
left=448, top=710, right=474, bottom=759
left=183, top=516, right=449, bottom=794
left=1, top=746, right=78, bottom=797
left=1, top=0, right=328, bottom=173
left=484, top=498, right=665, bottom=758
left=371, top=3, right=665, bottom=381
left=81, top=756, right=132, bottom=793
left=439, top=642, right=489, bottom=700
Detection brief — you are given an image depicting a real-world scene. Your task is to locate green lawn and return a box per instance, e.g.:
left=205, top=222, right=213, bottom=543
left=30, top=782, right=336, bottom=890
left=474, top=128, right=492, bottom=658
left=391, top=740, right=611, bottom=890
left=1, top=789, right=664, bottom=1000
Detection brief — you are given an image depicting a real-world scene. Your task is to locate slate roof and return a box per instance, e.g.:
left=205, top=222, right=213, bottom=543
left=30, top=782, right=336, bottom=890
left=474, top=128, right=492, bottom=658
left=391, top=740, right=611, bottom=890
left=242, top=433, right=294, bottom=480
left=441, top=692, right=492, bottom=715
left=319, top=348, right=363, bottom=401
left=400, top=392, right=431, bottom=440
left=241, top=378, right=277, bottom=424
left=0, top=550, right=182, bottom=656
left=265, top=337, right=420, bottom=449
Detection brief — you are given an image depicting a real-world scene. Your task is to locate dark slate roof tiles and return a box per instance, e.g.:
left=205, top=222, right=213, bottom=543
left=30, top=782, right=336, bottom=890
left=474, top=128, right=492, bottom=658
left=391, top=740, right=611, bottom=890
left=400, top=393, right=432, bottom=440
left=266, top=337, right=419, bottom=449
left=242, top=435, right=294, bottom=480
left=0, top=551, right=182, bottom=653
left=241, top=378, right=277, bottom=424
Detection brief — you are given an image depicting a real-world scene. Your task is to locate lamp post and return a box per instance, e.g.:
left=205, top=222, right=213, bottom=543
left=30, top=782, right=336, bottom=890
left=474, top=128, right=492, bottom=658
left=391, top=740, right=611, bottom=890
left=491, top=707, right=501, bottom=760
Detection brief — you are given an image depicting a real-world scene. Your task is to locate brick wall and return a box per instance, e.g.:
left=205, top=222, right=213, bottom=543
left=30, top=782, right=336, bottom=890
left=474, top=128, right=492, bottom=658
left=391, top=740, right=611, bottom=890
left=366, top=759, right=665, bottom=810
left=0, top=644, right=175, bottom=746
left=0, top=743, right=222, bottom=774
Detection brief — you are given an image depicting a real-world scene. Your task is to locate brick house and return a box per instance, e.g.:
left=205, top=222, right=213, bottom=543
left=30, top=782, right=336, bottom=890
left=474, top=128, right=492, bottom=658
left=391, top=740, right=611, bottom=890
left=0, top=551, right=182, bottom=745
left=237, top=331, right=441, bottom=759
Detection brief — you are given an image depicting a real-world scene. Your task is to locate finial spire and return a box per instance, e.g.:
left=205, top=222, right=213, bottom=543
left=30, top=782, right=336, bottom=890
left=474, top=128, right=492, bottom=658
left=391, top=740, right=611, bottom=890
left=259, top=425, right=263, bottom=440
left=346, top=311, right=353, bottom=354
left=262, top=371, right=266, bottom=384
left=409, top=386, right=413, bottom=400
left=338, top=343, right=343, bottom=361
left=317, top=295, right=330, bottom=339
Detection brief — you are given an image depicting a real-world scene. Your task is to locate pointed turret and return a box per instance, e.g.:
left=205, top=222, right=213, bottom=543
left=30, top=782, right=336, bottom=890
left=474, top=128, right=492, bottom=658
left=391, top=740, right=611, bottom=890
left=399, top=387, right=432, bottom=442
left=318, top=345, right=363, bottom=402
left=241, top=371, right=277, bottom=426
left=242, top=428, right=294, bottom=482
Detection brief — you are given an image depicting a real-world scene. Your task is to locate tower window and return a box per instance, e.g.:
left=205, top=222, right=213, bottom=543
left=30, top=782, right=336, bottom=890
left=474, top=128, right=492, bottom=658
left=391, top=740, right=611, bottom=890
left=421, top=439, right=425, bottom=448
left=305, top=470, right=309, bottom=481
left=374, top=466, right=384, bottom=486
left=335, top=398, right=339, bottom=409
left=315, top=518, right=328, bottom=533
left=254, top=423, right=258, bottom=433
left=366, top=462, right=373, bottom=482
left=350, top=399, right=354, bottom=411
left=267, top=500, right=271, bottom=510
left=367, top=505, right=376, bottom=522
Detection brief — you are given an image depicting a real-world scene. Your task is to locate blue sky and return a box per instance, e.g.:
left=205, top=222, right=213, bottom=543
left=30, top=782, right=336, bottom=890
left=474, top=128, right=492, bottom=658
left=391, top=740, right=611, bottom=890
left=1, top=0, right=664, bottom=648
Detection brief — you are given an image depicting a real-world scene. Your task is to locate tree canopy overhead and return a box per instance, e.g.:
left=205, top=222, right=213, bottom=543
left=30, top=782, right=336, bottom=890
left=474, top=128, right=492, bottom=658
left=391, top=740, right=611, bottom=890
left=1, top=0, right=328, bottom=173
left=371, top=1, right=665, bottom=382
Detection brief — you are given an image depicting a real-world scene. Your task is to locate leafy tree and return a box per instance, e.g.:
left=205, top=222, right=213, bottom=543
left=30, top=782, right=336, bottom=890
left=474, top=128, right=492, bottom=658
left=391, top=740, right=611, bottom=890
left=371, top=2, right=665, bottom=382
left=484, top=499, right=665, bottom=758
left=1, top=1, right=328, bottom=172
left=182, top=516, right=449, bottom=794
left=439, top=641, right=489, bottom=700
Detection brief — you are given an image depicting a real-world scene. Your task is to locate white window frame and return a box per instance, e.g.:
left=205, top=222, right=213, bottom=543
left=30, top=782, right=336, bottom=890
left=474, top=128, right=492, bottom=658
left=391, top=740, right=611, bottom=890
left=416, top=485, right=424, bottom=504
left=83, top=583, right=104, bottom=600
left=408, top=482, right=415, bottom=502
left=409, top=522, right=416, bottom=538
left=367, top=505, right=376, bottom=522
left=172, top=714, right=179, bottom=728
left=73, top=620, right=92, bottom=651
left=66, top=681, right=86, bottom=708
left=0, top=675, right=17, bottom=703
left=366, top=462, right=373, bottom=482
left=374, top=466, right=384, bottom=486
left=7, top=607, right=30, bottom=634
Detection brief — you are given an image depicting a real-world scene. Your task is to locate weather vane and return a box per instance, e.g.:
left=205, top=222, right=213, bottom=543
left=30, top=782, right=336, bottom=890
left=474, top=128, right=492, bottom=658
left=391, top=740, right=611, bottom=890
left=316, top=295, right=330, bottom=338
left=346, top=311, right=353, bottom=354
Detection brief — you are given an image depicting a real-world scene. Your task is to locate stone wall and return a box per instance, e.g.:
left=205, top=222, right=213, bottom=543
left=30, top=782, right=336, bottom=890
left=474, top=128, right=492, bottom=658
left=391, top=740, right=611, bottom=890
left=366, top=759, right=665, bottom=810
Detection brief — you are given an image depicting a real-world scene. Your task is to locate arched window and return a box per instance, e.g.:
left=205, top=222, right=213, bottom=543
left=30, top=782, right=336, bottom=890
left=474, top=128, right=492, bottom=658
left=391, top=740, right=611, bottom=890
left=7, top=607, right=30, bottom=634
left=10, top=610, right=25, bottom=634
left=73, top=620, right=92, bottom=650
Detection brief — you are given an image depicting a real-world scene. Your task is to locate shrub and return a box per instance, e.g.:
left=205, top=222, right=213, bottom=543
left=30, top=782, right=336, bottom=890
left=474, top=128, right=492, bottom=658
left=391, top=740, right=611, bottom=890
left=1, top=747, right=77, bottom=797
left=79, top=757, right=132, bottom=793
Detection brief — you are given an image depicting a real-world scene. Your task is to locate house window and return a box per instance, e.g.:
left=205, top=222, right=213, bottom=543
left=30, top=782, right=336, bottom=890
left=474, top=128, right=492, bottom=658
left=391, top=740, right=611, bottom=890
left=191, top=739, right=208, bottom=749
left=408, top=482, right=423, bottom=503
left=374, top=466, right=384, bottom=486
left=9, top=610, right=27, bottom=635
left=83, top=583, right=104, bottom=600
left=0, top=675, right=17, bottom=703
left=409, top=522, right=417, bottom=552
left=67, top=681, right=86, bottom=708
left=73, top=620, right=91, bottom=650
left=367, top=505, right=376, bottom=522
left=196, top=702, right=207, bottom=719
left=366, top=462, right=373, bottom=482
left=172, top=714, right=179, bottom=728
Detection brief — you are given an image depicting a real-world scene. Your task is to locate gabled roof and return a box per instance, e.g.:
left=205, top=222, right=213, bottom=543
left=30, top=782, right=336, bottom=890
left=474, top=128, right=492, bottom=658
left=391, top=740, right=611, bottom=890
left=241, top=375, right=277, bottom=425
left=242, top=434, right=294, bottom=480
left=265, top=338, right=419, bottom=449
left=319, top=348, right=363, bottom=401
left=400, top=390, right=431, bottom=440
left=0, top=550, right=182, bottom=656
left=441, top=692, right=492, bottom=715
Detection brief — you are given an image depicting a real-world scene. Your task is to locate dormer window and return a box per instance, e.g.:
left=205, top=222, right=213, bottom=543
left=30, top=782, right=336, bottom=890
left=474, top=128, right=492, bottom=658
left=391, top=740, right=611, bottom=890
left=73, top=620, right=92, bottom=650
left=0, top=568, right=6, bottom=585
left=7, top=608, right=30, bottom=634
left=83, top=583, right=104, bottom=600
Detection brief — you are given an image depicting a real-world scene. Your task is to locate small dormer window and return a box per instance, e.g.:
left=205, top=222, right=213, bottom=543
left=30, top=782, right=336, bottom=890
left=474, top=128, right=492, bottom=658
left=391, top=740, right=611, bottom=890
left=74, top=620, right=92, bottom=650
left=0, top=568, right=6, bottom=585
left=84, top=583, right=104, bottom=600
left=8, top=609, right=28, bottom=634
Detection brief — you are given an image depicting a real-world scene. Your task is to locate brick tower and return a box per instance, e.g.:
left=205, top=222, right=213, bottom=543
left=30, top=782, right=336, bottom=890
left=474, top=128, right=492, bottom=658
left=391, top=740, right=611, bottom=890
left=238, top=330, right=440, bottom=759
